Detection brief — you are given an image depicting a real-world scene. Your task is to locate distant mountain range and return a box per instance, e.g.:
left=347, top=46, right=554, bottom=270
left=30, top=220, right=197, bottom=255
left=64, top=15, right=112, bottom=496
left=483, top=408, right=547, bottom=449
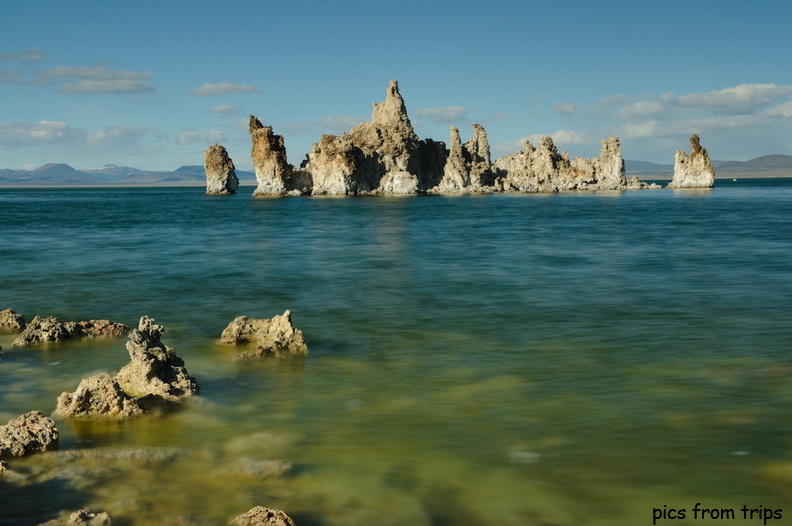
left=1, top=155, right=791, bottom=186
left=0, top=163, right=256, bottom=186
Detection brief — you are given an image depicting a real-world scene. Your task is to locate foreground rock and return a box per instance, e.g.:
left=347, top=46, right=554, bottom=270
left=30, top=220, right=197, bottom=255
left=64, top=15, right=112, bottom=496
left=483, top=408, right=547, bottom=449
left=668, top=134, right=715, bottom=188
left=205, top=144, right=240, bottom=194
left=230, top=506, right=295, bottom=526
left=0, top=308, right=26, bottom=332
left=53, top=373, right=144, bottom=419
left=115, top=316, right=199, bottom=402
left=0, top=411, right=59, bottom=459
left=39, top=509, right=112, bottom=526
left=220, top=310, right=308, bottom=357
left=12, top=316, right=129, bottom=347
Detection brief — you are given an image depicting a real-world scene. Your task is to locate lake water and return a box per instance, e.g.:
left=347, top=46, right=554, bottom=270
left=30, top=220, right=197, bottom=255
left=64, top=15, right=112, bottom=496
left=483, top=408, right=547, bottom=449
left=1, top=180, right=792, bottom=525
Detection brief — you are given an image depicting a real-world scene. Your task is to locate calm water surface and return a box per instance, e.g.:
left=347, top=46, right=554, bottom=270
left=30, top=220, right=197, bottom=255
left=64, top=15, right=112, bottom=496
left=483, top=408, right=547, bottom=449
left=1, top=180, right=792, bottom=525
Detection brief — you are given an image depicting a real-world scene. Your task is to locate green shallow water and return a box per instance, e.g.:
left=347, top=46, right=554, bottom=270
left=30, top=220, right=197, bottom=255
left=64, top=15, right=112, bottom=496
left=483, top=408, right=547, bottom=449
left=2, top=181, right=792, bottom=525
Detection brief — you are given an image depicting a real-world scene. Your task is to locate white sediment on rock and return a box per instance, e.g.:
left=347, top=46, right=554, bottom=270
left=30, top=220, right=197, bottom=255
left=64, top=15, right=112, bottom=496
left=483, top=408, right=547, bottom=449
left=204, top=144, right=239, bottom=194
left=668, top=134, right=715, bottom=188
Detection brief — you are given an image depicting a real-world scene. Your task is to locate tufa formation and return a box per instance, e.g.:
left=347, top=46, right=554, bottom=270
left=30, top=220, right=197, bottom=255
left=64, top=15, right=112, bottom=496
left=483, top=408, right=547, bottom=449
left=204, top=144, right=240, bottom=194
left=669, top=134, right=716, bottom=188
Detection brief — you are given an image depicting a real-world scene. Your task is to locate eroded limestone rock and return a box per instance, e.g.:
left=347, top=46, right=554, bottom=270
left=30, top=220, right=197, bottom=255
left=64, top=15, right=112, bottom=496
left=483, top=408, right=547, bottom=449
left=250, top=117, right=293, bottom=196
left=0, top=411, right=59, bottom=459
left=669, top=134, right=715, bottom=188
left=12, top=316, right=129, bottom=347
left=493, top=135, right=629, bottom=192
left=115, top=316, right=199, bottom=402
left=205, top=144, right=240, bottom=194
left=220, top=310, right=308, bottom=357
left=53, top=373, right=144, bottom=419
left=230, top=506, right=295, bottom=526
left=0, top=308, right=26, bottom=332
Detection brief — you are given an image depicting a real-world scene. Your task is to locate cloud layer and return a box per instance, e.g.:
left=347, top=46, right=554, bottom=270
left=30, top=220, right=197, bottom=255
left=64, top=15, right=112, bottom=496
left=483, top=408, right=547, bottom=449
left=187, top=82, right=258, bottom=96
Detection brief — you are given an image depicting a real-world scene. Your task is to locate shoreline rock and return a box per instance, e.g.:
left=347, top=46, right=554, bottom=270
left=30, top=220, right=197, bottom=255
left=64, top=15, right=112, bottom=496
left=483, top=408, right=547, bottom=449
left=0, top=411, right=59, bottom=459
left=115, top=316, right=200, bottom=402
left=53, top=373, right=144, bottom=419
left=12, top=316, right=129, bottom=347
left=220, top=310, right=308, bottom=358
left=230, top=506, right=295, bottom=526
left=0, top=308, right=26, bottom=332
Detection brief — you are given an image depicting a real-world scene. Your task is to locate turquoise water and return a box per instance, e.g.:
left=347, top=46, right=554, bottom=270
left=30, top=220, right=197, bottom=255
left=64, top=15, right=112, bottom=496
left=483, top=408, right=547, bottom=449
left=1, top=180, right=792, bottom=525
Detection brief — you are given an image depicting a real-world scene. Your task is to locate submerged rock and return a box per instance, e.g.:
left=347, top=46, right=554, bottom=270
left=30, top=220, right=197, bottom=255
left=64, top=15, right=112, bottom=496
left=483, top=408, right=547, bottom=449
left=220, top=310, right=308, bottom=357
left=53, top=373, right=144, bottom=419
left=0, top=411, right=59, bottom=459
left=115, top=316, right=199, bottom=402
left=0, top=308, right=26, bottom=332
left=12, top=316, right=129, bottom=347
left=668, top=134, right=715, bottom=188
left=205, top=144, right=240, bottom=194
left=230, top=507, right=295, bottom=526
left=38, top=509, right=112, bottom=526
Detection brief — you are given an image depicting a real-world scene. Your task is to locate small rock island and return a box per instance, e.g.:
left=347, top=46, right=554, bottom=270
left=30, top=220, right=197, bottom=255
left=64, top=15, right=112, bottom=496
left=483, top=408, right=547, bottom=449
left=205, top=80, right=715, bottom=195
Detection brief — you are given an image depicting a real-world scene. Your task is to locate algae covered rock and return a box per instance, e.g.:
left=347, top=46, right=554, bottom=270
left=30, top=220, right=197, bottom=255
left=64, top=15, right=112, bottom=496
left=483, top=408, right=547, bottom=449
left=0, top=411, right=59, bottom=459
left=53, top=373, right=144, bottom=419
left=12, top=316, right=129, bottom=347
left=0, top=308, right=26, bottom=332
left=230, top=506, right=295, bottom=526
left=220, top=310, right=308, bottom=357
left=115, top=316, right=199, bottom=401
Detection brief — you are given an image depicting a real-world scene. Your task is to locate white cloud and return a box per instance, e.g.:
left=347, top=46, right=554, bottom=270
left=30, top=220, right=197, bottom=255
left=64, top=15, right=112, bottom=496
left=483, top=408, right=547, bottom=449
left=208, top=104, right=245, bottom=115
left=658, top=83, right=792, bottom=114
left=0, top=120, right=84, bottom=145
left=187, top=82, right=259, bottom=96
left=0, top=48, right=51, bottom=62
left=176, top=128, right=226, bottom=145
left=59, top=79, right=154, bottom=94
left=281, top=115, right=363, bottom=136
left=0, top=70, right=28, bottom=84
left=87, top=126, right=147, bottom=143
left=617, top=100, right=666, bottom=119
left=413, top=106, right=468, bottom=123
left=552, top=102, right=577, bottom=115
left=25, top=64, right=155, bottom=93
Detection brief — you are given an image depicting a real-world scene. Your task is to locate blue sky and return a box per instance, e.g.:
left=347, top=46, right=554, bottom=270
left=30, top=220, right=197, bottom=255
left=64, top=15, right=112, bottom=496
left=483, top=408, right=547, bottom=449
left=2, top=0, right=792, bottom=171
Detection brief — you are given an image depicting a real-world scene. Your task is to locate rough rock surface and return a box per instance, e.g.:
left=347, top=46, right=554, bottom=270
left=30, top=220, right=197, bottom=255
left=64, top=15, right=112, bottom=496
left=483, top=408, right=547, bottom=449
left=434, top=124, right=493, bottom=192
left=230, top=507, right=295, bottom=526
left=493, top=136, right=628, bottom=192
left=250, top=117, right=295, bottom=196
left=39, top=509, right=112, bottom=526
left=0, top=411, right=59, bottom=459
left=0, top=308, right=26, bottom=332
left=205, top=144, right=240, bottom=194
left=669, top=134, right=716, bottom=188
left=53, top=373, right=144, bottom=419
left=12, top=316, right=129, bottom=347
left=300, top=80, right=433, bottom=195
left=220, top=310, right=308, bottom=357
left=115, top=316, right=199, bottom=402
